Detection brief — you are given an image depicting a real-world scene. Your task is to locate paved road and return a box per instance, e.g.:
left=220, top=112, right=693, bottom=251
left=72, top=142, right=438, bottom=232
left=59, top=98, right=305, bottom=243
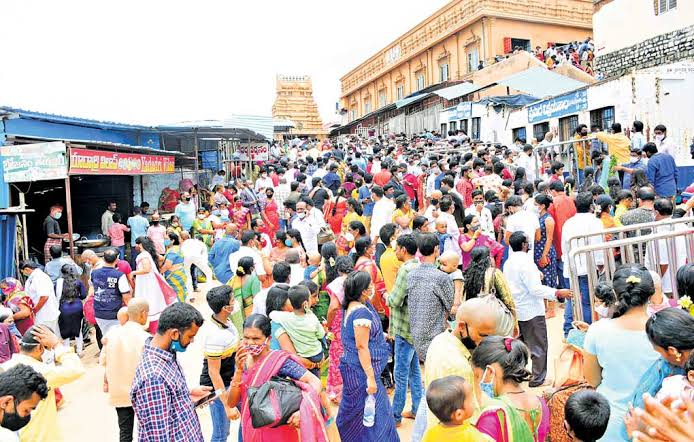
left=57, top=284, right=566, bottom=441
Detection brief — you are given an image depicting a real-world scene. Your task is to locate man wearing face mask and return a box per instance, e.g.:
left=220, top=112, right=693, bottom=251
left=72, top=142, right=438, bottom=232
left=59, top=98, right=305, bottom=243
left=42, top=205, right=69, bottom=264
left=411, top=297, right=500, bottom=442
left=174, top=192, right=196, bottom=232
left=91, top=248, right=132, bottom=340
left=503, top=232, right=572, bottom=388
left=208, top=224, right=240, bottom=285
left=2, top=326, right=85, bottom=442
left=131, top=303, right=208, bottom=442
left=0, top=364, right=49, bottom=440
left=653, top=124, right=676, bottom=158
left=18, top=262, right=60, bottom=335
left=643, top=142, right=678, bottom=200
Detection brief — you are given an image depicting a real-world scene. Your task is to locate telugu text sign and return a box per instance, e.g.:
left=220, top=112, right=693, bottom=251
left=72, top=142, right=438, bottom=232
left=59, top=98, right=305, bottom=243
left=69, top=148, right=175, bottom=175
left=527, top=90, right=588, bottom=124
left=234, top=144, right=269, bottom=161
left=0, top=141, right=68, bottom=182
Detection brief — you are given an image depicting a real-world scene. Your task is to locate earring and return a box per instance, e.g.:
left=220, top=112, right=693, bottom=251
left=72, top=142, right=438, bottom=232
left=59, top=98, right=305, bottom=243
left=676, top=352, right=682, bottom=363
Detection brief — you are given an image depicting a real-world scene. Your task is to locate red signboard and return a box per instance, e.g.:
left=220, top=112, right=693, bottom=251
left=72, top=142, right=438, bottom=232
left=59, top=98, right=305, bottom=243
left=69, top=148, right=175, bottom=175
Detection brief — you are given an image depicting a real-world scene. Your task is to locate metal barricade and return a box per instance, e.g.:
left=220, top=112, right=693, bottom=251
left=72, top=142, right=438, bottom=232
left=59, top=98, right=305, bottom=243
left=530, top=137, right=596, bottom=186
left=567, top=220, right=694, bottom=322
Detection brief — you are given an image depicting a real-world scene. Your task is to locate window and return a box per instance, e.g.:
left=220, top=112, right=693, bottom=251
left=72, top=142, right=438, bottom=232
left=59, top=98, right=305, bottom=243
left=468, top=47, right=479, bottom=72
left=449, top=121, right=457, bottom=132
left=350, top=109, right=357, bottom=122
left=559, top=115, right=579, bottom=142
left=512, top=127, right=527, bottom=143
left=590, top=106, right=615, bottom=132
left=416, top=72, right=426, bottom=91
left=439, top=63, right=449, bottom=82
left=460, top=119, right=468, bottom=135
left=533, top=123, right=550, bottom=143
left=441, top=123, right=447, bottom=134
left=378, top=89, right=387, bottom=108
left=364, top=101, right=371, bottom=115
left=658, top=0, right=677, bottom=14
left=471, top=117, right=481, bottom=140
left=396, top=84, right=404, bottom=100
left=506, top=38, right=531, bottom=53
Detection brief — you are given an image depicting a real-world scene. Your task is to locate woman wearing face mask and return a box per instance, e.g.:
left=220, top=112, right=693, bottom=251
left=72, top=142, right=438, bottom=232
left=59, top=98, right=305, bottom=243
left=336, top=270, right=399, bottom=441
left=232, top=196, right=251, bottom=232
left=226, top=257, right=261, bottom=334
left=168, top=215, right=183, bottom=237
left=225, top=314, right=329, bottom=442
left=132, top=237, right=170, bottom=333
left=325, top=256, right=354, bottom=403
left=533, top=194, right=558, bottom=316
left=269, top=231, right=290, bottom=263
left=159, top=232, right=188, bottom=303
left=595, top=194, right=616, bottom=237
left=460, top=214, right=503, bottom=270
left=286, top=229, right=307, bottom=265
left=262, top=189, right=280, bottom=235
left=146, top=213, right=167, bottom=255
left=472, top=336, right=550, bottom=442
left=191, top=208, right=214, bottom=248
left=0, top=277, right=35, bottom=335
left=353, top=237, right=388, bottom=316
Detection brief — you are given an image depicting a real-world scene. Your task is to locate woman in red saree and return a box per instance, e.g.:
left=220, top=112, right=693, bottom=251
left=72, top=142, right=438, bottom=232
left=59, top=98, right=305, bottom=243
left=226, top=314, right=331, bottom=442
left=262, top=189, right=280, bottom=235
left=324, top=188, right=349, bottom=235
left=352, top=237, right=388, bottom=317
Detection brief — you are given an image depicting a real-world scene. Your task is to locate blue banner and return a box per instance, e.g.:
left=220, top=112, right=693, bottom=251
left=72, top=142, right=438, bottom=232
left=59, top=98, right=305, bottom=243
left=454, top=102, right=472, bottom=120
left=527, top=90, right=588, bottom=124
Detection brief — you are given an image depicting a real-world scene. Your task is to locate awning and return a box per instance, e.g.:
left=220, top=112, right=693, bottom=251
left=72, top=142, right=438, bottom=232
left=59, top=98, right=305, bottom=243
left=395, top=93, right=430, bottom=109
left=433, top=82, right=486, bottom=101
left=495, top=67, right=587, bottom=99
left=160, top=114, right=273, bottom=141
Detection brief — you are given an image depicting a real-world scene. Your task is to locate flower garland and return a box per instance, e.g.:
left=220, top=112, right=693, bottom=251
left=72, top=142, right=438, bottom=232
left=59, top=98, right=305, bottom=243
left=678, top=296, right=694, bottom=317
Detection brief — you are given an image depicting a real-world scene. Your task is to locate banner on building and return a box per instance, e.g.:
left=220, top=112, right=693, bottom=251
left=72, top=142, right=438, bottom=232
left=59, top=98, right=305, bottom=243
left=1, top=142, right=68, bottom=182
left=454, top=102, right=473, bottom=120
left=527, top=90, right=588, bottom=124
left=69, top=148, right=175, bottom=175
left=234, top=143, right=269, bottom=161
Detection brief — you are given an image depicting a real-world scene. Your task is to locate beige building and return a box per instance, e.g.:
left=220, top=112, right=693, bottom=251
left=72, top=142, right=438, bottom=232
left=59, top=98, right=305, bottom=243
left=340, top=0, right=593, bottom=122
left=272, top=75, right=327, bottom=140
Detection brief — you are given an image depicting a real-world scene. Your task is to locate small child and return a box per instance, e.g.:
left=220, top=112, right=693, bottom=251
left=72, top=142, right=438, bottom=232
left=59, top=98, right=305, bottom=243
left=108, top=213, right=130, bottom=260
left=564, top=390, right=611, bottom=442
left=434, top=219, right=454, bottom=254
left=439, top=251, right=463, bottom=316
left=269, top=285, right=325, bottom=377
left=304, top=252, right=322, bottom=280
left=656, top=349, right=694, bottom=407
left=422, top=375, right=491, bottom=441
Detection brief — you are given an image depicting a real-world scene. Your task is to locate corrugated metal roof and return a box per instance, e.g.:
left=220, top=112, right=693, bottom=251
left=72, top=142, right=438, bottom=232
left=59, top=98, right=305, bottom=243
left=0, top=106, right=156, bottom=131
left=273, top=119, right=295, bottom=129
left=434, top=82, right=486, bottom=100
left=395, top=93, right=430, bottom=109
left=160, top=114, right=273, bottom=141
left=495, top=67, right=587, bottom=99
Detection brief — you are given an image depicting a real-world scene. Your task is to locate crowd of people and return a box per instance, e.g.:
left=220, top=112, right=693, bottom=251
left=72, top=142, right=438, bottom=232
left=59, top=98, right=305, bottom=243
left=0, top=124, right=692, bottom=442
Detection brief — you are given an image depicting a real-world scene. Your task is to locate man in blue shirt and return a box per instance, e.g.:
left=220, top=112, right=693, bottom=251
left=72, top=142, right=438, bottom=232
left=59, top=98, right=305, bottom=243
left=614, top=148, right=647, bottom=190
left=644, top=142, right=678, bottom=199
left=322, top=164, right=341, bottom=195
left=127, top=207, right=149, bottom=265
left=208, top=224, right=240, bottom=284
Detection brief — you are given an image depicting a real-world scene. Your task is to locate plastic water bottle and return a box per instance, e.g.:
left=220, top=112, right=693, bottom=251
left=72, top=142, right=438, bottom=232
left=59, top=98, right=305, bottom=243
left=363, top=394, right=376, bottom=427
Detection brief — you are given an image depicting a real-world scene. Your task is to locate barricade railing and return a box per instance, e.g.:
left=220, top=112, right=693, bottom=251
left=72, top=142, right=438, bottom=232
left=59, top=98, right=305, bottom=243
left=567, top=223, right=694, bottom=321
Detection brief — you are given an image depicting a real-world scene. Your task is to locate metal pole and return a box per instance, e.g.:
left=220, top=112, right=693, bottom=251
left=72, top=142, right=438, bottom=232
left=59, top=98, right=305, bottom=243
left=193, top=128, right=200, bottom=209
left=65, top=177, right=75, bottom=261
left=18, top=193, right=29, bottom=261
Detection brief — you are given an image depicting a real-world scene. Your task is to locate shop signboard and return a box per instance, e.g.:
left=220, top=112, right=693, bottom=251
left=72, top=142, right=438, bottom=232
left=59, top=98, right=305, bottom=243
left=454, top=101, right=472, bottom=120
left=0, top=141, right=68, bottom=182
left=234, top=143, right=269, bottom=161
left=527, top=89, right=588, bottom=124
left=69, top=148, right=175, bottom=175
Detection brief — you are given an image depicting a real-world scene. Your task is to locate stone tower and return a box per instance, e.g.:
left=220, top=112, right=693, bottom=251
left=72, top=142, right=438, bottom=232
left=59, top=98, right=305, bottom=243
left=272, top=75, right=326, bottom=139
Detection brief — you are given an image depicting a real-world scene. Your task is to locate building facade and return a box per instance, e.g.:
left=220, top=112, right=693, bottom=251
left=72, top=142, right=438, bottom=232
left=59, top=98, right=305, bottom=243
left=272, top=75, right=326, bottom=139
left=340, top=0, right=593, bottom=122
left=593, top=0, right=694, bottom=78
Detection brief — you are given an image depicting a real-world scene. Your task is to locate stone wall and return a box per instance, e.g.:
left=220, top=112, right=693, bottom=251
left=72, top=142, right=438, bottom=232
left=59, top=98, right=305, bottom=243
left=595, top=25, right=694, bottom=78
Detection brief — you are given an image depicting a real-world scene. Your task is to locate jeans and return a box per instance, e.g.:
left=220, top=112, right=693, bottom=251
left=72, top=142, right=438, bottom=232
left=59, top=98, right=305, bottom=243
left=209, top=398, right=230, bottom=442
left=577, top=168, right=585, bottom=185
left=130, top=247, right=139, bottom=269
left=279, top=219, right=287, bottom=231
left=116, top=406, right=135, bottom=442
left=556, top=259, right=570, bottom=290
left=116, top=245, right=125, bottom=260
left=392, top=335, right=423, bottom=423
left=307, top=350, right=324, bottom=378
left=563, top=275, right=593, bottom=337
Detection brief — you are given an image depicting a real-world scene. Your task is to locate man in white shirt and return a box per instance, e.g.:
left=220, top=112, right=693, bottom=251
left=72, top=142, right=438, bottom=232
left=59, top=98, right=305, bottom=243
left=370, top=185, right=396, bottom=241
left=290, top=200, right=321, bottom=254
left=252, top=262, right=291, bottom=316
left=19, top=262, right=60, bottom=334
left=503, top=231, right=572, bottom=387
left=560, top=192, right=605, bottom=337
left=228, top=230, right=268, bottom=279
left=504, top=196, right=540, bottom=253
left=648, top=198, right=688, bottom=294
left=465, top=190, right=495, bottom=238
left=209, top=170, right=226, bottom=190
left=654, top=124, right=677, bottom=158
left=254, top=169, right=274, bottom=192
left=180, top=231, right=215, bottom=295
left=516, top=144, right=537, bottom=182
left=423, top=190, right=443, bottom=231
left=285, top=250, right=305, bottom=285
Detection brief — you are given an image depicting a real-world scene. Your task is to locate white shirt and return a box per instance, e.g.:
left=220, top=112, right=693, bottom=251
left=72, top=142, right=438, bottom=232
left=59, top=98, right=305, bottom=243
left=645, top=220, right=688, bottom=293
left=312, top=168, right=328, bottom=180
left=291, top=216, right=320, bottom=254
left=426, top=173, right=438, bottom=197
left=561, top=213, right=605, bottom=278
left=440, top=211, right=462, bottom=257
left=289, top=264, right=304, bottom=286
left=181, top=238, right=208, bottom=261
left=503, top=250, right=557, bottom=321
left=465, top=206, right=495, bottom=238
left=423, top=204, right=440, bottom=229
left=516, top=152, right=537, bottom=182
left=25, top=268, right=60, bottom=323
left=506, top=210, right=541, bottom=252
left=523, top=197, right=540, bottom=216
left=210, top=174, right=226, bottom=190
left=228, top=245, right=267, bottom=277
left=370, top=197, right=396, bottom=240
left=255, top=177, right=274, bottom=192
left=656, top=137, right=677, bottom=158
left=253, top=282, right=279, bottom=316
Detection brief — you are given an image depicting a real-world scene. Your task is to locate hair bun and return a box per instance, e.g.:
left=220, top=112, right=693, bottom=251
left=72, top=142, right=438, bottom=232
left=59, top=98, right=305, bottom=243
left=236, top=266, right=245, bottom=276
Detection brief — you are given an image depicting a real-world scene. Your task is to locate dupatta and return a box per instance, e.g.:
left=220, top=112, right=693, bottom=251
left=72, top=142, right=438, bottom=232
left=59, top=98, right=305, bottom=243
left=240, top=350, right=329, bottom=442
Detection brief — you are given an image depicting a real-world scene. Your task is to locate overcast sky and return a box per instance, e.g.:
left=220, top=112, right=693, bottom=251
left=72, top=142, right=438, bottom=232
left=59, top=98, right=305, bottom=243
left=1, top=0, right=450, bottom=125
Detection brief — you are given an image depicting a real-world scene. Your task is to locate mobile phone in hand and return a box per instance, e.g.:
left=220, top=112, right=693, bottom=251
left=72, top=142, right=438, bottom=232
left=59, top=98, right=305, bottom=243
left=194, top=392, right=218, bottom=408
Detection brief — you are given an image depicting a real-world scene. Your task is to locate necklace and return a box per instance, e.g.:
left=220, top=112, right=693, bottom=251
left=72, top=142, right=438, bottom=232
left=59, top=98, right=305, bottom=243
left=505, top=390, right=526, bottom=394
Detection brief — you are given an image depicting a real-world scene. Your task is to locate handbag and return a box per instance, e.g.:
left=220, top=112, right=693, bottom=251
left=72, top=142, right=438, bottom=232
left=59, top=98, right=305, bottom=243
left=553, top=345, right=585, bottom=388
left=247, top=376, right=302, bottom=428
left=479, top=268, right=515, bottom=337
left=83, top=296, right=96, bottom=325
left=317, top=226, right=335, bottom=245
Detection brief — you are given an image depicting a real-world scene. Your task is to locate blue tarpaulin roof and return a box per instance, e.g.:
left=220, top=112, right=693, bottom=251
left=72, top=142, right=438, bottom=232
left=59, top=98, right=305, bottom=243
left=495, top=67, right=587, bottom=98
left=434, top=82, right=485, bottom=100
